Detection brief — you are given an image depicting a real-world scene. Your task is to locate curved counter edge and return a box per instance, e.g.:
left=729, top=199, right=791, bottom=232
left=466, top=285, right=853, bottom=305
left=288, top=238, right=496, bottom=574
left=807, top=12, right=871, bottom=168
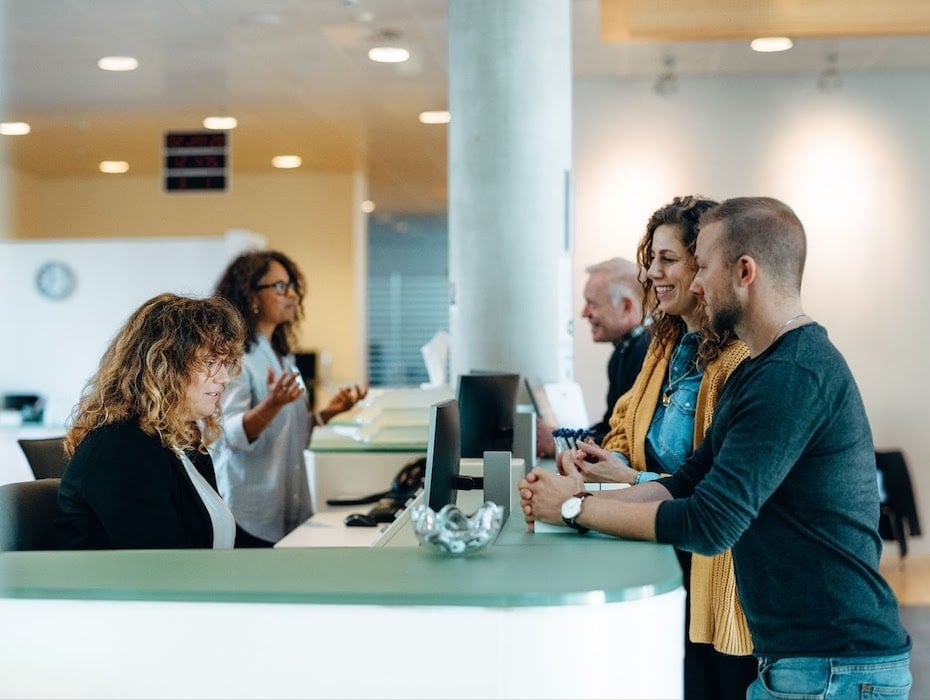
left=0, top=537, right=682, bottom=607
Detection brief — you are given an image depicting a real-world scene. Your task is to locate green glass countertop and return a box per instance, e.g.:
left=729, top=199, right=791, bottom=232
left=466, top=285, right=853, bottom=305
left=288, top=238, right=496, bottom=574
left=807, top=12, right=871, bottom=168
left=0, top=527, right=680, bottom=608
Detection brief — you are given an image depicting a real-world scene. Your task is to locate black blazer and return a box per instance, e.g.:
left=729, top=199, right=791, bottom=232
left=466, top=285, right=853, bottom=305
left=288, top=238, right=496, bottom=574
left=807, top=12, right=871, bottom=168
left=53, top=419, right=218, bottom=549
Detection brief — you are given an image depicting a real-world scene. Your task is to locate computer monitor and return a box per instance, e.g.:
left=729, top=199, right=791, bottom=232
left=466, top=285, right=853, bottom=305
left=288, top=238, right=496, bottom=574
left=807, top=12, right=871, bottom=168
left=457, top=372, right=520, bottom=458
left=524, top=376, right=558, bottom=426
left=423, top=399, right=463, bottom=511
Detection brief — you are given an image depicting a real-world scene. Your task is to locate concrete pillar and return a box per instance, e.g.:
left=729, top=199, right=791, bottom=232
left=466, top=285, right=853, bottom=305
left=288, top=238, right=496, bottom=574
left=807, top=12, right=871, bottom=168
left=447, top=0, right=573, bottom=383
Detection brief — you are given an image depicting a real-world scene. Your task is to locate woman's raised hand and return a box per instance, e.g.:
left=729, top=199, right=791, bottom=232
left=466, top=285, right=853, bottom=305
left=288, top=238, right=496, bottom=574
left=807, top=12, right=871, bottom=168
left=266, top=366, right=305, bottom=407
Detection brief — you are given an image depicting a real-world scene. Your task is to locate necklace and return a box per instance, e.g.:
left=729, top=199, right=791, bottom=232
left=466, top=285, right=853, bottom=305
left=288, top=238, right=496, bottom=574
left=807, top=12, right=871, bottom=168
left=769, top=313, right=808, bottom=348
left=661, top=347, right=699, bottom=408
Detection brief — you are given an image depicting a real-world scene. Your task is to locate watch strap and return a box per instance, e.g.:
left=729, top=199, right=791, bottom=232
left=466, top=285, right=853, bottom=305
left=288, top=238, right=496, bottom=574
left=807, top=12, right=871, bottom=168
left=563, top=491, right=593, bottom=534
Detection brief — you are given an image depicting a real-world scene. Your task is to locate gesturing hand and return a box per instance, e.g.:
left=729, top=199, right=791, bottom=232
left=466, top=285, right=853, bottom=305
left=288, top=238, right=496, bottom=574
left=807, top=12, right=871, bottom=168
left=323, top=384, right=368, bottom=416
left=266, top=366, right=305, bottom=407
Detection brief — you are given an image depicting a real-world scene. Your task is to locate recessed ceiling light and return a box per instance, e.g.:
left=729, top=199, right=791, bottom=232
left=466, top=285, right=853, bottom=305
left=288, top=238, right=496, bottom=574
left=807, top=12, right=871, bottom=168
left=361, top=200, right=376, bottom=213
left=0, top=122, right=31, bottom=136
left=750, top=37, right=794, bottom=53
left=99, top=160, right=129, bottom=174
left=272, top=155, right=302, bottom=169
left=368, top=46, right=410, bottom=63
left=203, top=116, right=238, bottom=130
left=418, top=111, right=450, bottom=124
left=97, top=56, right=139, bottom=71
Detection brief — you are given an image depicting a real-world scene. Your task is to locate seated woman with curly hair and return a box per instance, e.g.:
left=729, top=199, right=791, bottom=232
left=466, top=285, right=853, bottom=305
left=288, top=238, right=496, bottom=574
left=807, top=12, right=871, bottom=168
left=54, top=293, right=246, bottom=550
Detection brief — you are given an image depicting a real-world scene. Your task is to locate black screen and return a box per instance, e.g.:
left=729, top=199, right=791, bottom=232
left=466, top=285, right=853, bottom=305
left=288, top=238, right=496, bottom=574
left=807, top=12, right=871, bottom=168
left=423, top=399, right=462, bottom=511
left=457, top=372, right=520, bottom=459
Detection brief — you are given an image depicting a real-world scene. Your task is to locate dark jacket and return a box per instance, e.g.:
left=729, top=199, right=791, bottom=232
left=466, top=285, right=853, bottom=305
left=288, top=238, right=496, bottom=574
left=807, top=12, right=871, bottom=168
left=590, top=326, right=650, bottom=444
left=53, top=418, right=217, bottom=549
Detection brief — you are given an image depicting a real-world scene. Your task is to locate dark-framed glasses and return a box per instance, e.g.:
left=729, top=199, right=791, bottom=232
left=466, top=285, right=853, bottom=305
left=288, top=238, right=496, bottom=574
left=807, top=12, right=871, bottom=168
left=254, top=280, right=296, bottom=295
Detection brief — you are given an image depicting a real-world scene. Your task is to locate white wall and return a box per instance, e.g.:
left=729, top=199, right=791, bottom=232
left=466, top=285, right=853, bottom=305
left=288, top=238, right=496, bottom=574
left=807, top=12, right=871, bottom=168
left=573, top=71, right=929, bottom=555
left=0, top=231, right=264, bottom=425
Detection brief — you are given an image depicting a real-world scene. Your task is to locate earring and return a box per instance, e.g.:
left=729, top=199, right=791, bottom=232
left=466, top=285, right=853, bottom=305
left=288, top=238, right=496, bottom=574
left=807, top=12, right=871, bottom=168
left=252, top=306, right=259, bottom=314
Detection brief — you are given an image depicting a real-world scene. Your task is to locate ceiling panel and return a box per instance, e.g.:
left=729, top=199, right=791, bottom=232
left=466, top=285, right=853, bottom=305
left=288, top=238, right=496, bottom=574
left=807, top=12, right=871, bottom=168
left=1, top=0, right=929, bottom=215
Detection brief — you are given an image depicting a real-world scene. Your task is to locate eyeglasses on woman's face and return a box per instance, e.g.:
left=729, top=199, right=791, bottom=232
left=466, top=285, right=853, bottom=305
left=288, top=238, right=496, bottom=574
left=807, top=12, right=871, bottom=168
left=253, top=280, right=296, bottom=295
left=200, top=355, right=237, bottom=378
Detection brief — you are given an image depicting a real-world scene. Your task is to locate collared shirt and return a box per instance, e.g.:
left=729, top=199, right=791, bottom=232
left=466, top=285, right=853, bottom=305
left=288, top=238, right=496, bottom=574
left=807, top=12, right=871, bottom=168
left=211, top=334, right=312, bottom=543
left=644, top=331, right=702, bottom=473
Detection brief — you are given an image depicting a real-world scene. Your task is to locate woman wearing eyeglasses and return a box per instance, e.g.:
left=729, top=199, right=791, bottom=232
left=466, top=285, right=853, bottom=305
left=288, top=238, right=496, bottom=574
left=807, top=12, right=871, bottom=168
left=54, top=293, right=246, bottom=550
left=212, top=250, right=366, bottom=547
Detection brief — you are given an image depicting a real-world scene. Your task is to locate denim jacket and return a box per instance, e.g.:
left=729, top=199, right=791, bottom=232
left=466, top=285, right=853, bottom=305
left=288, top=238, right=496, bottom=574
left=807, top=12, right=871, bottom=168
left=645, top=331, right=702, bottom=473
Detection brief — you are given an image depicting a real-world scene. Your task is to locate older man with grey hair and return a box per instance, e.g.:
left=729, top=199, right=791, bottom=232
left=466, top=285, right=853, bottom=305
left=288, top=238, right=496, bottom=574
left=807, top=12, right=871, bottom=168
left=538, top=256, right=649, bottom=456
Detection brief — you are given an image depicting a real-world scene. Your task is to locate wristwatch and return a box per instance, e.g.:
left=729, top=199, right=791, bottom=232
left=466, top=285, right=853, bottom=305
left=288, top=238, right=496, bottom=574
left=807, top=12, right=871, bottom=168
left=561, top=491, right=594, bottom=534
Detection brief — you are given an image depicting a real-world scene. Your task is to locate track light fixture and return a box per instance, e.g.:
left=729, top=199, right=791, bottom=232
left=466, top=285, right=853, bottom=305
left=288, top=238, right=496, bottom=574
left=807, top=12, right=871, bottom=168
left=654, top=55, right=679, bottom=96
left=817, top=52, right=842, bottom=93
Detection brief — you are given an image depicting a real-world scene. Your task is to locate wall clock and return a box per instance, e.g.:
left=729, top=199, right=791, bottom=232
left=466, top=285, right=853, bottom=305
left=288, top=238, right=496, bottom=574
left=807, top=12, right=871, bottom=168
left=35, top=260, right=77, bottom=300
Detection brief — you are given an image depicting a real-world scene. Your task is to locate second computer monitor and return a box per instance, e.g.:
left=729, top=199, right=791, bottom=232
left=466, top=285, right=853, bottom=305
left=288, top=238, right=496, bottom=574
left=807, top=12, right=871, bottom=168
left=457, top=372, right=520, bottom=459
left=423, top=398, right=463, bottom=511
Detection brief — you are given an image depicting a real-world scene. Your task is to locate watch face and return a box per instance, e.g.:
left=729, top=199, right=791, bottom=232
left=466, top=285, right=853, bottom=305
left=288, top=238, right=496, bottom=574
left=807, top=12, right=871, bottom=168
left=35, top=260, right=77, bottom=300
left=561, top=496, right=583, bottom=520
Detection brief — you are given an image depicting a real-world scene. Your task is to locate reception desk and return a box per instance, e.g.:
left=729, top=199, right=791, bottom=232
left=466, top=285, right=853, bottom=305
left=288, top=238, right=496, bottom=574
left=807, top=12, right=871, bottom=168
left=0, top=517, right=684, bottom=699
left=304, top=431, right=426, bottom=513
left=303, top=387, right=450, bottom=511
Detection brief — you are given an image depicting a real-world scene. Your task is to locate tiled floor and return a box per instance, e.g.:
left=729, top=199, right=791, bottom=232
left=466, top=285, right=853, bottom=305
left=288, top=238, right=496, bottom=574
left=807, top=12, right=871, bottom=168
left=881, top=553, right=929, bottom=699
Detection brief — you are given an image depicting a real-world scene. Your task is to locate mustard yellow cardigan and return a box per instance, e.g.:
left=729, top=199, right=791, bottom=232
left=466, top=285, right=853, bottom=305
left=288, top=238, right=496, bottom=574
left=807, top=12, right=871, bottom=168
left=602, top=336, right=753, bottom=656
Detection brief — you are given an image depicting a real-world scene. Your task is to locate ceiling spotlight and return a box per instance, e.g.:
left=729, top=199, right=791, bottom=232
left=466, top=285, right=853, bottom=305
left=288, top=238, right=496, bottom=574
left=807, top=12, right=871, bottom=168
left=817, top=52, right=843, bottom=93
left=418, top=110, right=450, bottom=124
left=99, top=160, right=129, bottom=174
left=203, top=116, right=238, bottom=130
left=368, top=46, right=409, bottom=63
left=97, top=56, right=139, bottom=71
left=368, top=28, right=409, bottom=63
left=750, top=37, right=794, bottom=53
left=654, top=56, right=679, bottom=96
left=0, top=121, right=31, bottom=135
left=272, top=155, right=302, bottom=169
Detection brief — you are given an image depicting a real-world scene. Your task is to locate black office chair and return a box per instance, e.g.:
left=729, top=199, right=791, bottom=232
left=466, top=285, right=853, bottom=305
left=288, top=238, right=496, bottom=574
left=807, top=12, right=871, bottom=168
left=875, top=450, right=921, bottom=563
left=0, top=478, right=61, bottom=551
left=17, top=436, right=69, bottom=479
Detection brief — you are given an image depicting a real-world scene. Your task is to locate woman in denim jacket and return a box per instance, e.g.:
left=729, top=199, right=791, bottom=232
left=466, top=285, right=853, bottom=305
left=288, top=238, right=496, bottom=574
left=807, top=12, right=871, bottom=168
left=568, top=196, right=753, bottom=700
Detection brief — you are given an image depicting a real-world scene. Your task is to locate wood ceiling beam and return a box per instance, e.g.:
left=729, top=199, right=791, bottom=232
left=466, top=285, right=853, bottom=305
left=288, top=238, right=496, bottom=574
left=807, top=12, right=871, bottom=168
left=601, top=0, right=930, bottom=42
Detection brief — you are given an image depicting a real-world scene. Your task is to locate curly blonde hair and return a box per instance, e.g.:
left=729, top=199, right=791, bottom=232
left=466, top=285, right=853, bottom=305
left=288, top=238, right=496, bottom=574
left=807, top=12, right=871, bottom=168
left=64, top=293, right=246, bottom=456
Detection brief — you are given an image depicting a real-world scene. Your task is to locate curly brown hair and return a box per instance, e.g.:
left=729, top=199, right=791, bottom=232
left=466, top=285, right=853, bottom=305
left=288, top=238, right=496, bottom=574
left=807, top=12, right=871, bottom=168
left=214, top=250, right=306, bottom=356
left=636, top=195, right=737, bottom=368
left=64, top=293, right=246, bottom=456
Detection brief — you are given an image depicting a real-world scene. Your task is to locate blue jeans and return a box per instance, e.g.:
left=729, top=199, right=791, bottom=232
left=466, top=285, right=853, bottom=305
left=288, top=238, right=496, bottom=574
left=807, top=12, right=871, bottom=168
left=747, top=652, right=911, bottom=699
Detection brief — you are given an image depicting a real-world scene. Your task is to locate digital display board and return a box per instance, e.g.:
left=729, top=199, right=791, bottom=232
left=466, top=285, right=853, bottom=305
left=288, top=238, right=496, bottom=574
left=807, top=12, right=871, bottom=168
left=163, top=131, right=229, bottom=192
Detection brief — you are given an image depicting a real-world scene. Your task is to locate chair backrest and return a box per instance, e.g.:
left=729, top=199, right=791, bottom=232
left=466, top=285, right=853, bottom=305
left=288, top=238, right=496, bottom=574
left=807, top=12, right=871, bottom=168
left=17, top=436, right=69, bottom=479
left=0, top=478, right=61, bottom=551
left=876, top=450, right=922, bottom=537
